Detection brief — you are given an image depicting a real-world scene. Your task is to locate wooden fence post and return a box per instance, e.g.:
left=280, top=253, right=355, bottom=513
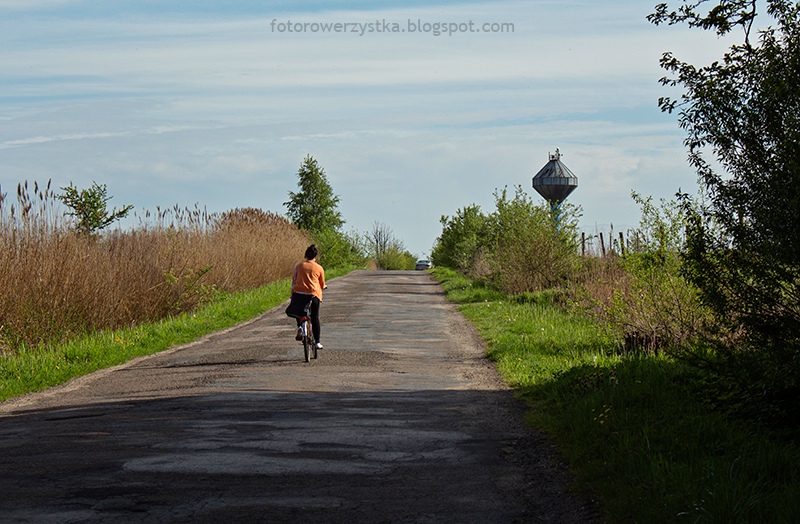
left=600, top=232, right=606, bottom=258
left=581, top=232, right=585, bottom=257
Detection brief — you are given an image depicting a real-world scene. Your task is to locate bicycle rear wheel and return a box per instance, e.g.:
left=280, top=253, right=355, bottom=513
left=302, top=321, right=311, bottom=363
left=305, top=320, right=317, bottom=360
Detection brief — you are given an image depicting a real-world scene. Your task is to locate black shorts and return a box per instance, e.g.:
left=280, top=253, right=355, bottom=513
left=286, top=293, right=315, bottom=319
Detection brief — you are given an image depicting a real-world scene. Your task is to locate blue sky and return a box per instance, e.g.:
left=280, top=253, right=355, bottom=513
left=1, top=0, right=735, bottom=257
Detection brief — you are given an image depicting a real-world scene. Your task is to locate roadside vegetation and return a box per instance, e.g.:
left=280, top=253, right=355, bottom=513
left=0, top=279, right=290, bottom=402
left=432, top=267, right=800, bottom=523
left=0, top=181, right=310, bottom=352
left=1, top=155, right=414, bottom=400
left=0, top=180, right=315, bottom=400
left=430, top=2, right=800, bottom=522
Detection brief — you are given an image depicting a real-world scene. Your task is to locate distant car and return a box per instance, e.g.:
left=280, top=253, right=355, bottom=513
left=415, top=260, right=432, bottom=270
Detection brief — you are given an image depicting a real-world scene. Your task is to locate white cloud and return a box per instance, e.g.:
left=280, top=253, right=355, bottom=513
left=0, top=0, right=741, bottom=255
left=0, top=131, right=131, bottom=149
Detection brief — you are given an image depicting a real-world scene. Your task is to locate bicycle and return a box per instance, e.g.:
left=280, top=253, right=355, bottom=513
left=298, top=305, right=317, bottom=363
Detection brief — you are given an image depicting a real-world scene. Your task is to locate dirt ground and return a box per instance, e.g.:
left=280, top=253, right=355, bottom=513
left=0, top=270, right=601, bottom=523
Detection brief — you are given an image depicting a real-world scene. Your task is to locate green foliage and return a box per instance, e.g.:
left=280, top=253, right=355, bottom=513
left=367, top=221, right=416, bottom=270
left=58, top=181, right=133, bottom=236
left=313, top=228, right=368, bottom=269
left=431, top=186, right=582, bottom=294
left=484, top=186, right=582, bottom=294
left=650, top=0, right=800, bottom=424
left=595, top=193, right=711, bottom=354
left=284, top=155, right=344, bottom=234
left=375, top=245, right=416, bottom=270
left=431, top=204, right=488, bottom=272
left=627, top=191, right=685, bottom=256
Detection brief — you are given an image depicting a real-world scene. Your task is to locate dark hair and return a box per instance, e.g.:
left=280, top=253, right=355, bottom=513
left=304, top=244, right=318, bottom=260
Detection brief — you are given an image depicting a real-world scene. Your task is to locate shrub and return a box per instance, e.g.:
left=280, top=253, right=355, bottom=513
left=58, top=181, right=132, bottom=237
left=483, top=186, right=582, bottom=294
left=571, top=193, right=711, bottom=355
left=376, top=246, right=416, bottom=270
left=431, top=186, right=582, bottom=294
left=650, top=0, right=800, bottom=427
left=367, top=221, right=416, bottom=270
left=313, top=228, right=368, bottom=269
left=431, top=204, right=488, bottom=272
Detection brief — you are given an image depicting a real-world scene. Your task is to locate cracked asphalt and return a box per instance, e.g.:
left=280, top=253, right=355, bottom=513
left=0, top=270, right=599, bottom=523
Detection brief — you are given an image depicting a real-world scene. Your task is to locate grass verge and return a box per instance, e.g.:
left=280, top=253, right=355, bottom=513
left=431, top=266, right=800, bottom=524
left=0, top=267, right=355, bottom=403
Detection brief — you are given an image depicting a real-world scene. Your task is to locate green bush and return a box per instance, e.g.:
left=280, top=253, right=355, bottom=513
left=649, top=0, right=800, bottom=428
left=366, top=221, right=416, bottom=270
left=59, top=181, right=133, bottom=237
left=575, top=193, right=712, bottom=355
left=313, top=228, right=367, bottom=269
left=431, top=186, right=582, bottom=294
left=431, top=204, right=488, bottom=272
left=376, top=245, right=416, bottom=270
left=483, top=186, right=582, bottom=294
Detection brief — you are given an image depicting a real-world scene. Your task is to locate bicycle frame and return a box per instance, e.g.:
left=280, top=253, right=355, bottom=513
left=299, top=314, right=317, bottom=362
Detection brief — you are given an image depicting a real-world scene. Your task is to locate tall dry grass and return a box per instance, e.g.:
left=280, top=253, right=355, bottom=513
left=569, top=251, right=711, bottom=355
left=0, top=181, right=309, bottom=351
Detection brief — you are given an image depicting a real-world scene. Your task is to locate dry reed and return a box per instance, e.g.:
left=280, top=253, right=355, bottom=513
left=569, top=252, right=710, bottom=355
left=0, top=181, right=309, bottom=351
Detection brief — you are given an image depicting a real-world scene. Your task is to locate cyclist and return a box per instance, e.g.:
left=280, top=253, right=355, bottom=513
left=286, top=244, right=326, bottom=350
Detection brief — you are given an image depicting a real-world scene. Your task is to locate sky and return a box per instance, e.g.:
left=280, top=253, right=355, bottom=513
left=0, top=0, right=738, bottom=257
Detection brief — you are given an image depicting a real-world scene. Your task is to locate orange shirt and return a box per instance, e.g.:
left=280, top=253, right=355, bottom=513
left=291, top=259, right=325, bottom=301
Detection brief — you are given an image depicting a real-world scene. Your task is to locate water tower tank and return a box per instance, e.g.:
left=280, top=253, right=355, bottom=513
left=532, top=148, right=578, bottom=205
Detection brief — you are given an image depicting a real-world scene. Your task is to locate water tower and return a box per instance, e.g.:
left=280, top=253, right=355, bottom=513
left=532, top=148, right=578, bottom=215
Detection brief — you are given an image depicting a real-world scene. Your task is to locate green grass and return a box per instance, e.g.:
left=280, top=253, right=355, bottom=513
left=1, top=267, right=354, bottom=403
left=432, top=266, right=800, bottom=524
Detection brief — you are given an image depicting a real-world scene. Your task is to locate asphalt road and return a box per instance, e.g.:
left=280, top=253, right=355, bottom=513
left=0, top=270, right=598, bottom=523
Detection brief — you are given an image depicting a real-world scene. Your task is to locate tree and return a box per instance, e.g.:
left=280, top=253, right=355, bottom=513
left=369, top=221, right=394, bottom=261
left=649, top=1, right=800, bottom=420
left=59, top=181, right=133, bottom=236
left=431, top=204, right=488, bottom=272
left=369, top=222, right=416, bottom=270
left=284, top=155, right=344, bottom=234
